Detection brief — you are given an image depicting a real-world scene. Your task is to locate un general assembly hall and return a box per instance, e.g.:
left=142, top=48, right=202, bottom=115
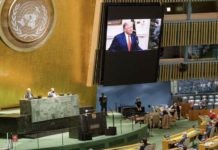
left=0, top=0, right=218, bottom=150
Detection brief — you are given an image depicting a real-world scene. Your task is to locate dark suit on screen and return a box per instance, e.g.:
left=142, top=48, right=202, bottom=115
left=108, top=32, right=143, bottom=52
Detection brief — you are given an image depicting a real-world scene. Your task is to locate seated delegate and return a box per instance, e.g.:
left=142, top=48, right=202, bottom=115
left=24, top=88, right=34, bottom=100
left=175, top=132, right=188, bottom=148
left=48, top=88, right=58, bottom=97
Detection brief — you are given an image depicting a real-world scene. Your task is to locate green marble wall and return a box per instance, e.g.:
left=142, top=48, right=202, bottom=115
left=20, top=95, right=79, bottom=123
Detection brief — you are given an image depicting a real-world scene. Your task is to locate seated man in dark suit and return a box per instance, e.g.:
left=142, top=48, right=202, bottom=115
left=108, top=21, right=143, bottom=52
left=135, top=97, right=143, bottom=114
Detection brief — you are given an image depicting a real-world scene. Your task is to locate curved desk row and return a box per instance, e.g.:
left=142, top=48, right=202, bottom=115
left=162, top=128, right=199, bottom=150
left=199, top=136, right=218, bottom=150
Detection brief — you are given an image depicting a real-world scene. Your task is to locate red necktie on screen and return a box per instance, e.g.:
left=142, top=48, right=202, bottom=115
left=127, top=35, right=131, bottom=52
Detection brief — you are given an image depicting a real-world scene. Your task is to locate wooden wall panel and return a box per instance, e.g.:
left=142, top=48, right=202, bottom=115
left=162, top=20, right=218, bottom=47
left=159, top=61, right=218, bottom=81
left=104, top=0, right=215, bottom=3
left=0, top=0, right=97, bottom=108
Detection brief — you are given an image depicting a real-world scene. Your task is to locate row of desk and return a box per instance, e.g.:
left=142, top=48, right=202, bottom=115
left=199, top=136, right=218, bottom=150
left=162, top=128, right=199, bottom=150
left=163, top=128, right=218, bottom=150
left=180, top=102, right=218, bottom=121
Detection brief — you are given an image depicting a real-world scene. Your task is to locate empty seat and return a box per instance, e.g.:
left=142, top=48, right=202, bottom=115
left=193, top=103, right=200, bottom=110
left=182, top=96, right=188, bottom=102
left=214, top=102, right=218, bottom=108
left=188, top=100, right=194, bottom=104
left=207, top=103, right=214, bottom=109
left=209, top=99, right=214, bottom=103
left=202, top=95, right=207, bottom=99
left=189, top=96, right=194, bottom=100
left=215, top=95, right=218, bottom=98
left=215, top=98, right=218, bottom=102
left=195, top=96, right=201, bottom=100
left=209, top=95, right=214, bottom=99
left=195, top=100, right=200, bottom=103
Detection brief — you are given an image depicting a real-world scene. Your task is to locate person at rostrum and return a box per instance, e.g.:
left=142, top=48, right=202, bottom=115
left=24, top=88, right=34, bottom=100
left=108, top=21, right=143, bottom=52
left=48, top=88, right=58, bottom=97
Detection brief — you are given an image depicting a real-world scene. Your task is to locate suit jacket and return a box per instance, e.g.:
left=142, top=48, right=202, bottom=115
left=99, top=96, right=107, bottom=107
left=108, top=32, right=143, bottom=52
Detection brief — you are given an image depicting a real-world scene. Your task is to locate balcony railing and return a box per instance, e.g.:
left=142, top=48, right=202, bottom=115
left=104, top=0, right=217, bottom=3
left=159, top=60, right=218, bottom=81
left=162, top=19, right=218, bottom=47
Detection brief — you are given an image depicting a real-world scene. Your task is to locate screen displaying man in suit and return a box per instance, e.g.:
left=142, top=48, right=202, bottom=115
left=108, top=21, right=143, bottom=52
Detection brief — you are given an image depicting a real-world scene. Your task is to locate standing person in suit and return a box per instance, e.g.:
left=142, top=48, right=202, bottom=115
left=135, top=97, right=143, bottom=114
left=108, top=21, right=143, bottom=52
left=24, top=88, right=34, bottom=100
left=99, top=93, right=107, bottom=115
left=170, top=103, right=181, bottom=120
left=176, top=103, right=182, bottom=120
left=48, top=88, right=58, bottom=97
left=169, top=103, right=176, bottom=117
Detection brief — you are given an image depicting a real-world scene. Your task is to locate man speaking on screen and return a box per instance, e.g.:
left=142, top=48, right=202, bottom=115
left=108, top=21, right=143, bottom=52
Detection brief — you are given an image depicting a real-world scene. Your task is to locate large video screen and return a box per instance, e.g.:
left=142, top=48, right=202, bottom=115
left=106, top=19, right=162, bottom=52
left=98, top=3, right=164, bottom=85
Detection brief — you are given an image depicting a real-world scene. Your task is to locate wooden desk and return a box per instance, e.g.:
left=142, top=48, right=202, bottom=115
left=198, top=115, right=211, bottom=133
left=180, top=102, right=192, bottom=118
left=199, top=136, right=218, bottom=150
left=189, top=109, right=218, bottom=121
left=162, top=128, right=199, bottom=150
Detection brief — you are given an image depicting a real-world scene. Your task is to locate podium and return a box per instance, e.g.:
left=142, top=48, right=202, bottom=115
left=69, top=112, right=107, bottom=140
left=20, top=95, right=80, bottom=123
